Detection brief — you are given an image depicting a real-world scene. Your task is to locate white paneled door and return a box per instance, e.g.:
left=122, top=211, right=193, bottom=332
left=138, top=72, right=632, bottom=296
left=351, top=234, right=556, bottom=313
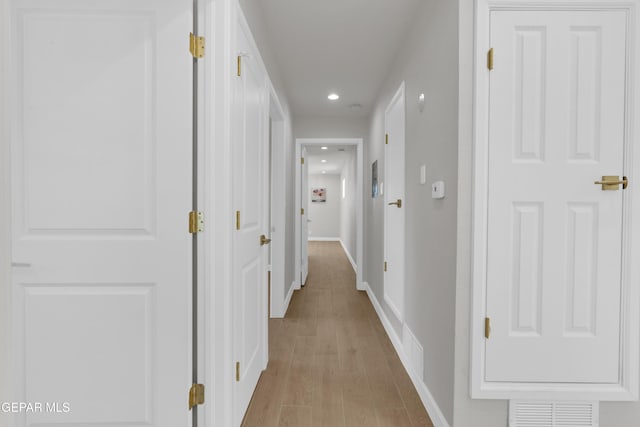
left=7, top=0, right=193, bottom=425
left=232, top=18, right=268, bottom=426
left=486, top=10, right=628, bottom=383
left=384, top=83, right=406, bottom=321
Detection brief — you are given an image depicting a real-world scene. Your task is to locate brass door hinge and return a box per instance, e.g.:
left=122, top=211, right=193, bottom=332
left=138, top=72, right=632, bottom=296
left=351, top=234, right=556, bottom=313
left=487, top=48, right=494, bottom=70
left=236, top=211, right=241, bottom=230
left=301, top=208, right=305, bottom=215
left=237, top=56, right=242, bottom=76
left=188, top=383, right=205, bottom=410
left=385, top=133, right=389, bottom=145
left=189, top=211, right=204, bottom=234
left=236, top=362, right=240, bottom=382
left=384, top=261, right=387, bottom=272
left=484, top=317, right=491, bottom=339
left=301, top=157, right=305, bottom=164
left=189, top=33, right=205, bottom=58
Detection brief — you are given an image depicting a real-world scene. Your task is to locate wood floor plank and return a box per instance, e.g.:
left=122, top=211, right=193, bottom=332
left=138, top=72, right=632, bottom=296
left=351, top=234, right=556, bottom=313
left=315, top=318, right=338, bottom=355
left=365, top=363, right=405, bottom=408
left=296, top=315, right=319, bottom=337
left=402, top=392, right=435, bottom=426
left=280, top=356, right=317, bottom=406
left=359, top=334, right=391, bottom=371
left=277, top=405, right=312, bottom=427
left=311, top=401, right=345, bottom=427
left=312, top=347, right=344, bottom=426
left=293, top=335, right=317, bottom=357
left=242, top=241, right=432, bottom=427
left=341, top=371, right=378, bottom=427
left=387, top=359, right=435, bottom=426
left=315, top=354, right=342, bottom=405
left=375, top=406, right=414, bottom=427
left=241, top=369, right=287, bottom=427
left=316, top=290, right=333, bottom=319
left=336, top=321, right=363, bottom=373
left=281, top=335, right=318, bottom=406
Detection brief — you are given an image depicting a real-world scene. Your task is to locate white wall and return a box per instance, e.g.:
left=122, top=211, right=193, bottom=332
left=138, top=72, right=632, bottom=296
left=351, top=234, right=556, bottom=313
left=340, top=149, right=357, bottom=267
left=308, top=174, right=340, bottom=238
left=364, top=0, right=459, bottom=424
left=294, top=116, right=368, bottom=139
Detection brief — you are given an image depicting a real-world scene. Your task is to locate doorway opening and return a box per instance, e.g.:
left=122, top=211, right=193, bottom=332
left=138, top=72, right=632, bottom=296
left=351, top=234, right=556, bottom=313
left=295, top=138, right=364, bottom=292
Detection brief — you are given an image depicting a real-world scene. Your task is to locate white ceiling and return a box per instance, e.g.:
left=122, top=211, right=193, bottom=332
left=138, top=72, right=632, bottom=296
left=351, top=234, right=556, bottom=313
left=306, top=146, right=353, bottom=175
left=252, top=0, right=423, bottom=118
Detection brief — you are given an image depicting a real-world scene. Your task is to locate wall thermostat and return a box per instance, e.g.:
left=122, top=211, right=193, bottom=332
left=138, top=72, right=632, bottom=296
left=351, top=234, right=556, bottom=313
left=432, top=181, right=445, bottom=199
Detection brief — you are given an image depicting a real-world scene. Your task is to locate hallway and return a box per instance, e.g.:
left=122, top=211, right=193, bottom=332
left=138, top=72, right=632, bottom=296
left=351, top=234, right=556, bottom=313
left=242, top=241, right=433, bottom=427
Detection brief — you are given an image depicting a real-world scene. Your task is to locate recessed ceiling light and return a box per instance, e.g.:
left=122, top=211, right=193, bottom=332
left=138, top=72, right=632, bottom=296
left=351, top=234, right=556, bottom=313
left=321, top=146, right=328, bottom=150
left=322, top=171, right=326, bottom=174
left=321, top=159, right=327, bottom=163
left=328, top=93, right=339, bottom=101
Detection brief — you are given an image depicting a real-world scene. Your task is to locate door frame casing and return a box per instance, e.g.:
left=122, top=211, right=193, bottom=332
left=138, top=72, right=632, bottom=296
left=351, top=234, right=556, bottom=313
left=470, top=0, right=640, bottom=401
left=0, top=0, right=11, bottom=411
left=294, top=138, right=365, bottom=292
left=198, top=0, right=213, bottom=426
left=208, top=0, right=234, bottom=424
left=268, top=85, right=288, bottom=318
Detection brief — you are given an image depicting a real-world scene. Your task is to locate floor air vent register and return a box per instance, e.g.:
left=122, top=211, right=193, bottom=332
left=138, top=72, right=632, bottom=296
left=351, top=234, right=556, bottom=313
left=509, top=401, right=598, bottom=427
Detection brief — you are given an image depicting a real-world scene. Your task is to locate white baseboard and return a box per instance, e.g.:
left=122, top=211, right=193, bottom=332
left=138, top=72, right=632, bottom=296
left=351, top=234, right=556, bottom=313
left=271, top=281, right=296, bottom=318
left=339, top=239, right=357, bottom=272
left=282, top=281, right=295, bottom=316
left=363, top=282, right=450, bottom=427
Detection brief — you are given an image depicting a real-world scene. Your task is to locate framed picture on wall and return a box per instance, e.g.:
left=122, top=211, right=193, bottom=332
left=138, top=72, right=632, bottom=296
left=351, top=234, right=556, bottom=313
left=311, top=187, right=326, bottom=202
left=372, top=160, right=378, bottom=198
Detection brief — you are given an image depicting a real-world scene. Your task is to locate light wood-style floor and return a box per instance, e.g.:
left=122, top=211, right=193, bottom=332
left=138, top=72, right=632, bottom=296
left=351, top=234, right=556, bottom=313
left=241, top=241, right=434, bottom=427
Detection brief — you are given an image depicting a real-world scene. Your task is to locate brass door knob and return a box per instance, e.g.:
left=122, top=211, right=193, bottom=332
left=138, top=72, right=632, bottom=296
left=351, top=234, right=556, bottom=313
left=260, top=235, right=272, bottom=246
left=388, top=199, right=402, bottom=208
left=594, top=175, right=628, bottom=190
